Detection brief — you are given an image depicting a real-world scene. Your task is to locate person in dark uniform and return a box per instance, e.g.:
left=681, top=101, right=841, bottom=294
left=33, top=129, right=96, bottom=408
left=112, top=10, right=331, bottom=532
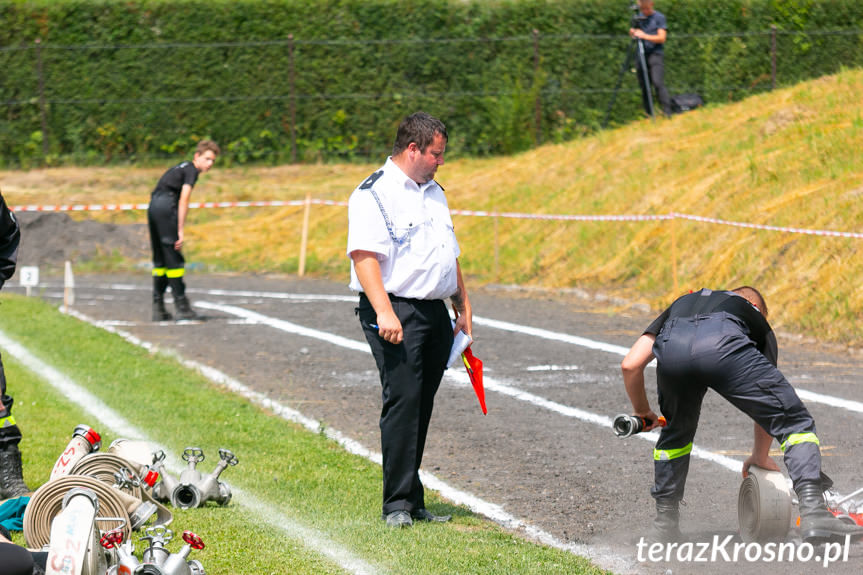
left=0, top=524, right=46, bottom=575
left=148, top=140, right=219, bottom=321
left=0, top=191, right=30, bottom=501
left=630, top=0, right=672, bottom=117
left=621, top=286, right=863, bottom=542
left=347, top=112, right=473, bottom=528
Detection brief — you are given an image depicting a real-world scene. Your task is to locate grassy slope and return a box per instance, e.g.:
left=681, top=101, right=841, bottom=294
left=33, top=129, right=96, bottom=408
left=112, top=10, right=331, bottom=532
left=1, top=294, right=608, bottom=575
left=2, top=68, right=863, bottom=343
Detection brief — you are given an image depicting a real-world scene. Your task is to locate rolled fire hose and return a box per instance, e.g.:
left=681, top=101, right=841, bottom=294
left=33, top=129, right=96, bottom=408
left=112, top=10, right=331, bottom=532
left=70, top=453, right=173, bottom=527
left=738, top=465, right=794, bottom=541
left=23, top=475, right=132, bottom=549
left=44, top=488, right=105, bottom=575
left=108, top=438, right=159, bottom=474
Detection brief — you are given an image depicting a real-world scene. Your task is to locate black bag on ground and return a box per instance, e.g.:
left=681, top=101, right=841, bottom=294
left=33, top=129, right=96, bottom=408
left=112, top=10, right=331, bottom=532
left=671, top=93, right=704, bottom=114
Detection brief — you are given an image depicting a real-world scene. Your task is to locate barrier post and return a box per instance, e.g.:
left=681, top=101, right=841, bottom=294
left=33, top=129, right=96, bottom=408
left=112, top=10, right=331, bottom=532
left=298, top=192, right=311, bottom=276
left=670, top=214, right=679, bottom=294
left=63, top=260, right=75, bottom=311
left=493, top=209, right=500, bottom=280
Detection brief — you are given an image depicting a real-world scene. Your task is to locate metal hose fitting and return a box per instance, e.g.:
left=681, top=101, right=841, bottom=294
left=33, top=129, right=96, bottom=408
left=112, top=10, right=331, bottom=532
left=152, top=447, right=238, bottom=509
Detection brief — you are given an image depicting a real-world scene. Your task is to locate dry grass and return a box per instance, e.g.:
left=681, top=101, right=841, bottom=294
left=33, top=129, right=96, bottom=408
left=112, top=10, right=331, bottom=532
left=3, top=68, right=863, bottom=343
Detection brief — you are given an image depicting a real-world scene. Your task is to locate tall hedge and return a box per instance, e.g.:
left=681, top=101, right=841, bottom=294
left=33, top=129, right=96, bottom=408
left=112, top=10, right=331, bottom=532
left=1, top=0, right=863, bottom=166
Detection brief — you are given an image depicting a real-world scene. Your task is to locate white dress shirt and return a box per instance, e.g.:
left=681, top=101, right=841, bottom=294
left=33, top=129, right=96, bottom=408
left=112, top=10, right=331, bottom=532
left=347, top=157, right=460, bottom=300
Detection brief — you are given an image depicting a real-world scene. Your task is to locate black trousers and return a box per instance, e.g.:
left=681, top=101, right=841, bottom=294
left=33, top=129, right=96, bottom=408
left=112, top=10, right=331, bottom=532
left=148, top=192, right=186, bottom=297
left=0, top=543, right=33, bottom=575
left=357, top=293, right=453, bottom=515
left=636, top=51, right=672, bottom=116
left=0, top=351, right=22, bottom=448
left=651, top=313, right=821, bottom=502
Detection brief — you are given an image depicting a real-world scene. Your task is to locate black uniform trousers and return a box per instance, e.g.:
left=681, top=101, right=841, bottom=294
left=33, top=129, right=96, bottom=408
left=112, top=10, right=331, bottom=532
left=0, top=352, right=22, bottom=448
left=357, top=293, right=454, bottom=515
left=147, top=191, right=186, bottom=297
left=651, top=312, right=821, bottom=502
left=0, top=543, right=33, bottom=575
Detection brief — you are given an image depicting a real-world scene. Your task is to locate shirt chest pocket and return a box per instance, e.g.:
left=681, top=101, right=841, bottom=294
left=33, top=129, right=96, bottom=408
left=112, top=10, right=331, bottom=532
left=392, top=213, right=427, bottom=250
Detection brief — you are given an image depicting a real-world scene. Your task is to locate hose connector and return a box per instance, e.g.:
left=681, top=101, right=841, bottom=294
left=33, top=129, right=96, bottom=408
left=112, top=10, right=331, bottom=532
left=612, top=414, right=666, bottom=438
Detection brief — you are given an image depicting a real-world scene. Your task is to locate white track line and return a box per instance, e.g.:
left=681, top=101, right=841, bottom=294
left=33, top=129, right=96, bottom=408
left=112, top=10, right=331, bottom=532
left=0, top=326, right=383, bottom=575
left=472, top=314, right=863, bottom=416
left=54, top=283, right=862, bottom=417
left=194, top=300, right=744, bottom=476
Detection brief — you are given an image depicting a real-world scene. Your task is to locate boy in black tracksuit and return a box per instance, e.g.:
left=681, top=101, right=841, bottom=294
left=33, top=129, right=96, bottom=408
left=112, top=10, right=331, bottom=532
left=148, top=140, right=219, bottom=321
left=622, top=286, right=863, bottom=542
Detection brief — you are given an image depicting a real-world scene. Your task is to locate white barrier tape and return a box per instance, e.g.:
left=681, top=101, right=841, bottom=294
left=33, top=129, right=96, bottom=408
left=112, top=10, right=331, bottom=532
left=11, top=200, right=318, bottom=212
left=14, top=203, right=151, bottom=212
left=450, top=209, right=672, bottom=222
left=671, top=212, right=863, bottom=239
left=10, top=200, right=863, bottom=239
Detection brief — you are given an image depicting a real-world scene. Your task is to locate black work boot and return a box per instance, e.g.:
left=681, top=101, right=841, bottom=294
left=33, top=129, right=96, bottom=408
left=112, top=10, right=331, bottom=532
left=152, top=276, right=172, bottom=321
left=0, top=444, right=30, bottom=499
left=174, top=295, right=200, bottom=321
left=796, top=480, right=863, bottom=543
left=650, top=499, right=683, bottom=542
left=152, top=296, right=172, bottom=322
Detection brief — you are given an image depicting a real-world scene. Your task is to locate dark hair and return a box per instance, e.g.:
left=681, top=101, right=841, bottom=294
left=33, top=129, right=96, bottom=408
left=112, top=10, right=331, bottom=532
left=196, top=139, right=221, bottom=156
left=732, top=285, right=768, bottom=317
left=392, top=112, right=447, bottom=156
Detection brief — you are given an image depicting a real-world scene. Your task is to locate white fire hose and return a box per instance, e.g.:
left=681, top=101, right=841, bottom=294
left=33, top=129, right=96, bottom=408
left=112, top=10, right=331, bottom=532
left=70, top=452, right=173, bottom=528
left=738, top=465, right=794, bottom=541
left=24, top=475, right=132, bottom=549
left=43, top=488, right=106, bottom=575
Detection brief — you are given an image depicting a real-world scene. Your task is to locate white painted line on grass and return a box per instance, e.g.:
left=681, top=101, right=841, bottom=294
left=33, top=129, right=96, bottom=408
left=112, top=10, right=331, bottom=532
left=0, top=330, right=150, bottom=441
left=0, top=324, right=383, bottom=575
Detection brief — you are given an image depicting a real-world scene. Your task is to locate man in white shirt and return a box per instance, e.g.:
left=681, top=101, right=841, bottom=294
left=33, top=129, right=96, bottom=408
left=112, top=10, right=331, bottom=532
left=347, top=112, right=472, bottom=528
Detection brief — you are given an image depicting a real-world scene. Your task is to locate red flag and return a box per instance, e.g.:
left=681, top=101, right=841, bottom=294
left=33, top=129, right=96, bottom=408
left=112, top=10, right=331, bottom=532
left=462, top=347, right=486, bottom=414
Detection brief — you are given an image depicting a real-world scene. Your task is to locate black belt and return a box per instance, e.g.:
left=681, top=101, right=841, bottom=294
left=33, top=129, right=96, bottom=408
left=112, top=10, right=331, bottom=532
left=359, top=292, right=437, bottom=305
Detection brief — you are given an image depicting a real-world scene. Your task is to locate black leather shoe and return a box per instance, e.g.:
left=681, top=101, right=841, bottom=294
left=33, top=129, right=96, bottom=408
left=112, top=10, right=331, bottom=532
left=411, top=508, right=451, bottom=523
left=384, top=510, right=412, bottom=528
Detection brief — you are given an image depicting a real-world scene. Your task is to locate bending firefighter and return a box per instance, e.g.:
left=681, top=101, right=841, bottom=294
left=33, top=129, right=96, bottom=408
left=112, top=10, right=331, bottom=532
left=0, top=191, right=30, bottom=500
left=621, top=286, right=863, bottom=543
left=148, top=140, right=220, bottom=321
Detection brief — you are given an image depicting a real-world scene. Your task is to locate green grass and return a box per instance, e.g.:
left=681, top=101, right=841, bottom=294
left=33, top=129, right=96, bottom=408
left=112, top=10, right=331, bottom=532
left=0, top=294, right=609, bottom=575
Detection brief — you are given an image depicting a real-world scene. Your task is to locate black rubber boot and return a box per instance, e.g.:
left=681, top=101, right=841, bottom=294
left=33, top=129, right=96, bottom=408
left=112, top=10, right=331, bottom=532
left=796, top=480, right=863, bottom=543
left=650, top=499, right=683, bottom=542
left=152, top=276, right=172, bottom=321
left=152, top=296, right=172, bottom=322
left=174, top=295, right=200, bottom=321
left=0, top=444, right=30, bottom=499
